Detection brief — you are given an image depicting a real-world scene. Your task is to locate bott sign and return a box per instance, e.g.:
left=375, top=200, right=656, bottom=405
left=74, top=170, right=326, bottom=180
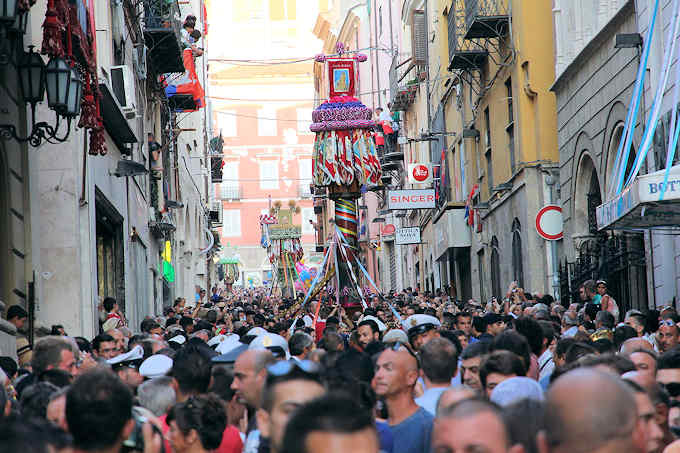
left=396, top=227, right=421, bottom=245
left=387, top=189, right=436, bottom=210
left=535, top=205, right=563, bottom=240
left=407, top=163, right=433, bottom=184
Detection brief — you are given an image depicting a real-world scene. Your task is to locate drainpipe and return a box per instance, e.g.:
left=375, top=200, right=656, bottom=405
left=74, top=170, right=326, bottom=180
left=545, top=172, right=559, bottom=299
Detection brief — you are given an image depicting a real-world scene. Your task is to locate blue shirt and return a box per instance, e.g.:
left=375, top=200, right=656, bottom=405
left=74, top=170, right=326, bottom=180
left=415, top=387, right=448, bottom=415
left=376, top=421, right=394, bottom=453
left=390, top=407, right=434, bottom=453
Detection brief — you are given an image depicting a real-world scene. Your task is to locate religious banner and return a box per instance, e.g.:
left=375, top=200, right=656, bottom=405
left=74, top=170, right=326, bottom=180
left=327, top=59, right=356, bottom=97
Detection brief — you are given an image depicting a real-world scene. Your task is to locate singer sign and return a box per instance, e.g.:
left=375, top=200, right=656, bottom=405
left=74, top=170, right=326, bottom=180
left=408, top=163, right=433, bottom=184
left=387, top=189, right=436, bottom=210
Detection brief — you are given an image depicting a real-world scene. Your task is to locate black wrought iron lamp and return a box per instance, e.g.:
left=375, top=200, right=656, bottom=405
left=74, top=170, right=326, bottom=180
left=0, top=1, right=83, bottom=147
left=0, top=46, right=82, bottom=146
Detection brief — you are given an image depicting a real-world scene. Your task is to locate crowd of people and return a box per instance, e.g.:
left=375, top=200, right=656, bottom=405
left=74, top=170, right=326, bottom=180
left=1, top=278, right=680, bottom=453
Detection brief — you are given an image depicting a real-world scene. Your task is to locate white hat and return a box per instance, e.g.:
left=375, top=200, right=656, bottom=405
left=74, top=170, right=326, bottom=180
left=249, top=333, right=290, bottom=360
left=403, top=314, right=441, bottom=337
left=139, top=354, right=173, bottom=379
left=360, top=315, right=387, bottom=332
left=107, top=345, right=144, bottom=367
left=212, top=334, right=240, bottom=351
left=168, top=335, right=186, bottom=345
left=247, top=327, right=268, bottom=337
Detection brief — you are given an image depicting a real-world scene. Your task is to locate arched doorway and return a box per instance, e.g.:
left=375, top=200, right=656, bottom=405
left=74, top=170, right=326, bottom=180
left=511, top=219, right=524, bottom=287
left=565, top=141, right=648, bottom=313
left=490, top=236, right=501, bottom=299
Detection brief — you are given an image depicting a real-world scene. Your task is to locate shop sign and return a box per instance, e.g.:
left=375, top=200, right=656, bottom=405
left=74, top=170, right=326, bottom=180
left=387, top=189, right=436, bottom=210
left=407, top=163, right=433, bottom=184
left=269, top=225, right=302, bottom=239
left=396, top=227, right=421, bottom=245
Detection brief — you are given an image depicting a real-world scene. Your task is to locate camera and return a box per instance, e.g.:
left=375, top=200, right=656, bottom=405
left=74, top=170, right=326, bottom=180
left=122, top=407, right=165, bottom=453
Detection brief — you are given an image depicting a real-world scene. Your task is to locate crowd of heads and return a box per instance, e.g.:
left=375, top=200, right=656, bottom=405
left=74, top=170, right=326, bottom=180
left=2, top=280, right=680, bottom=453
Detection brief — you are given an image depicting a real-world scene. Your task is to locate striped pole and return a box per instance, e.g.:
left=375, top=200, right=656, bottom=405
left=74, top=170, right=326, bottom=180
left=334, top=197, right=360, bottom=312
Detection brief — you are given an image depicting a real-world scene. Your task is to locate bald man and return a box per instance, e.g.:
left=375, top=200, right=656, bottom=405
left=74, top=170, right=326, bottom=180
left=432, top=398, right=520, bottom=453
left=538, top=368, right=639, bottom=453
left=373, top=346, right=433, bottom=453
left=621, top=338, right=655, bottom=355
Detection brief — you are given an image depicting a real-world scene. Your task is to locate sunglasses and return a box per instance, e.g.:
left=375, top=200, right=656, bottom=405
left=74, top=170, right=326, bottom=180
left=267, top=359, right=321, bottom=377
left=659, top=320, right=676, bottom=327
left=392, top=342, right=420, bottom=367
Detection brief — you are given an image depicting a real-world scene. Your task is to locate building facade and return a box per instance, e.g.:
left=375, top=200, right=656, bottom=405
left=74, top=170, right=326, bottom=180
left=1, top=0, right=212, bottom=347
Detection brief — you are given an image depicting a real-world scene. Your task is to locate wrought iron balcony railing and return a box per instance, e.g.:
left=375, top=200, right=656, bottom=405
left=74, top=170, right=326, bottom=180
left=464, top=0, right=509, bottom=40
left=218, top=185, right=242, bottom=201
left=143, top=0, right=184, bottom=73
left=389, top=54, right=420, bottom=111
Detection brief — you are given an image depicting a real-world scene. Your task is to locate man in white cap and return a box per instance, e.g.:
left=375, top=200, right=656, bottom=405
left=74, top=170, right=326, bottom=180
left=107, top=345, right=144, bottom=391
left=249, top=333, right=290, bottom=360
left=139, top=354, right=173, bottom=379
left=404, top=314, right=442, bottom=351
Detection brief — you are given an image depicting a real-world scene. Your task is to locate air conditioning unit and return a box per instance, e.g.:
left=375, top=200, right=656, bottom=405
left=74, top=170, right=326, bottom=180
left=133, top=44, right=147, bottom=81
left=110, top=65, right=136, bottom=115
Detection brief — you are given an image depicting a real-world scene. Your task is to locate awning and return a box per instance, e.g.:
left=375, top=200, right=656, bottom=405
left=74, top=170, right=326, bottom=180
left=98, top=82, right=138, bottom=154
left=597, top=165, right=680, bottom=230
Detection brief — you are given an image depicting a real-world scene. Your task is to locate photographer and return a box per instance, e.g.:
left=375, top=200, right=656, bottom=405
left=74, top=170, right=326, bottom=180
left=66, top=368, right=163, bottom=453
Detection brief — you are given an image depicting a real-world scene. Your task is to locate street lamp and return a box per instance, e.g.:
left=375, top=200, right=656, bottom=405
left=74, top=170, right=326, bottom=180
left=0, top=0, right=17, bottom=23
left=64, top=66, right=83, bottom=118
left=18, top=46, right=45, bottom=106
left=45, top=56, right=71, bottom=114
left=0, top=47, right=82, bottom=146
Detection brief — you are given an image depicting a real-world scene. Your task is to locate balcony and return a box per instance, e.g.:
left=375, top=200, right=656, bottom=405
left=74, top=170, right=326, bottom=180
left=464, top=0, right=509, bottom=40
left=143, top=0, right=184, bottom=74
left=218, top=185, right=242, bottom=201
left=389, top=55, right=420, bottom=111
left=447, top=0, right=488, bottom=71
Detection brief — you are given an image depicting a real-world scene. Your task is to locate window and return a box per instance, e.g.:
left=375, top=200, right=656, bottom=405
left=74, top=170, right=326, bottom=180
left=217, top=111, right=237, bottom=137
left=302, top=207, right=315, bottom=234
left=258, top=107, right=277, bottom=136
left=485, top=150, right=493, bottom=195
left=511, top=219, right=524, bottom=287
left=222, top=209, right=241, bottom=237
left=220, top=161, right=240, bottom=199
left=299, top=159, right=312, bottom=197
left=506, top=78, right=515, bottom=172
left=490, top=236, right=501, bottom=299
left=484, top=107, right=491, bottom=148
left=260, top=160, right=279, bottom=189
left=297, top=109, right=313, bottom=134
left=269, top=0, right=296, bottom=20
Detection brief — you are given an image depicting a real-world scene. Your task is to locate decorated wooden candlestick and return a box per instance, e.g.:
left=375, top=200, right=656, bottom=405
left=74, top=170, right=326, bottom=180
left=311, top=43, right=382, bottom=309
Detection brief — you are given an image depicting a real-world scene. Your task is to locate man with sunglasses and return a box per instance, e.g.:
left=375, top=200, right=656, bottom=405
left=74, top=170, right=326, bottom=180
left=373, top=343, right=434, bottom=453
left=405, top=314, right=442, bottom=351
left=256, top=360, right=326, bottom=453
left=657, top=320, right=680, bottom=353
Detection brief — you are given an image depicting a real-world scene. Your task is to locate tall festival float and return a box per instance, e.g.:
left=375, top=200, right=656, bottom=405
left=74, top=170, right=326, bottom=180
left=303, top=44, right=382, bottom=317
left=260, top=201, right=305, bottom=299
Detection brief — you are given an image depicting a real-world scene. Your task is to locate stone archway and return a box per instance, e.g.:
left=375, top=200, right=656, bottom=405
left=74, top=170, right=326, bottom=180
left=573, top=152, right=600, bottom=238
